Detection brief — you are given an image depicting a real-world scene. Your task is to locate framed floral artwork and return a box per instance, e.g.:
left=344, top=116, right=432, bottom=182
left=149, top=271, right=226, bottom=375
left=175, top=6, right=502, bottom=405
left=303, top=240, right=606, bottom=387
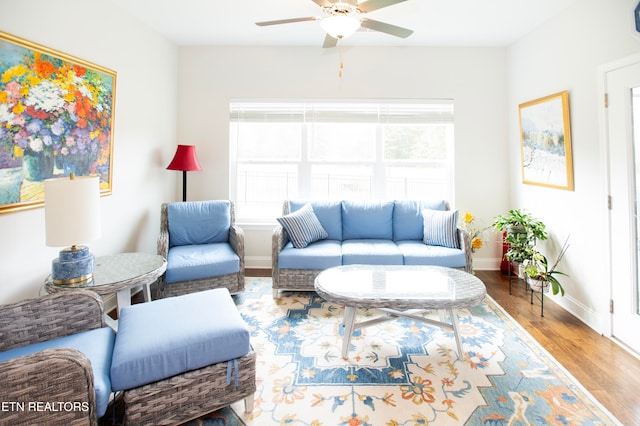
left=518, top=91, right=574, bottom=191
left=0, top=31, right=116, bottom=214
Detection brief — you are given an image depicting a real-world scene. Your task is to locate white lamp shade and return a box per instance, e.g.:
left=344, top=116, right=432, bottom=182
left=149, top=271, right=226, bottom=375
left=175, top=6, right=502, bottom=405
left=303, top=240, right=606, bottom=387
left=320, top=15, right=361, bottom=39
left=44, top=175, right=101, bottom=247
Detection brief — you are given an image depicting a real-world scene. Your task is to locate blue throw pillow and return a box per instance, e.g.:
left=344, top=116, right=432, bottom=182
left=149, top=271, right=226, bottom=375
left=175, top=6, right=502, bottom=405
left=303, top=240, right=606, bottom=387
left=423, top=209, right=460, bottom=249
left=277, top=204, right=328, bottom=248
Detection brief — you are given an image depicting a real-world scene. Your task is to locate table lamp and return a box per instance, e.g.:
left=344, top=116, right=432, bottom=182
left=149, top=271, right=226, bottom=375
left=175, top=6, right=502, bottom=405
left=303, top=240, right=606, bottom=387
left=166, top=144, right=202, bottom=202
left=44, top=174, right=101, bottom=285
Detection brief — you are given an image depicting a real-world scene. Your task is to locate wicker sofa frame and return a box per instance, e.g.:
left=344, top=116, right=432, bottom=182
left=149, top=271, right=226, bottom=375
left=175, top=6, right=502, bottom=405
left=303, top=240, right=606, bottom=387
left=272, top=201, right=473, bottom=298
left=157, top=201, right=246, bottom=297
left=0, top=290, right=106, bottom=426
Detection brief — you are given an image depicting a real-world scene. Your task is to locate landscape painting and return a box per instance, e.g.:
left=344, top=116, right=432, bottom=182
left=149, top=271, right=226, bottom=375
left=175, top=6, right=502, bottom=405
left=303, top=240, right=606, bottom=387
left=519, top=91, right=574, bottom=191
left=0, top=31, right=116, bottom=214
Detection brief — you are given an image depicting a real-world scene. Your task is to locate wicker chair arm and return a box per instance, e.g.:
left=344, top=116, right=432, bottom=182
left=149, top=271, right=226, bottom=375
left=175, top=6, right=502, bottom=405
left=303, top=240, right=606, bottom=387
left=272, top=225, right=289, bottom=256
left=0, top=291, right=104, bottom=352
left=158, top=203, right=169, bottom=257
left=0, top=348, right=98, bottom=425
left=230, top=224, right=245, bottom=281
left=457, top=227, right=473, bottom=273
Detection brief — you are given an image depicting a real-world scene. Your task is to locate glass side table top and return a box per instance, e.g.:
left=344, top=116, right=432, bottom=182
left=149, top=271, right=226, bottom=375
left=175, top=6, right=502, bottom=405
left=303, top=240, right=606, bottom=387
left=46, top=252, right=166, bottom=294
left=314, top=264, right=486, bottom=310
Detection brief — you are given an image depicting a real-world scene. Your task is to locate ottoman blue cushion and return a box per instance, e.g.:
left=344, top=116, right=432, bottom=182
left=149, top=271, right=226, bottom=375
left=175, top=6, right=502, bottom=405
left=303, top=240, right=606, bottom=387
left=0, top=327, right=115, bottom=417
left=110, top=288, right=250, bottom=391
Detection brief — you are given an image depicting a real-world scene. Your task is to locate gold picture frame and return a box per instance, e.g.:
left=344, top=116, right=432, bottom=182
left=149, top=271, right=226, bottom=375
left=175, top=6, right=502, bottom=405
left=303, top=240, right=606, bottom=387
left=0, top=31, right=116, bottom=214
left=518, top=91, right=574, bottom=190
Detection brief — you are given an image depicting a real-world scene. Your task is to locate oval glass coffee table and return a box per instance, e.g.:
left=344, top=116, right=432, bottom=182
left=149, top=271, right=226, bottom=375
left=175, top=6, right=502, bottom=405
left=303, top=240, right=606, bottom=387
left=314, top=264, right=487, bottom=359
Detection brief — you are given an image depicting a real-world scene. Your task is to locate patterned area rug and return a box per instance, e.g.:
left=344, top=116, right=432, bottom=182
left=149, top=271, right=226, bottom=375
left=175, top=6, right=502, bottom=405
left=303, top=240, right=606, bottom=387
left=189, top=278, right=619, bottom=425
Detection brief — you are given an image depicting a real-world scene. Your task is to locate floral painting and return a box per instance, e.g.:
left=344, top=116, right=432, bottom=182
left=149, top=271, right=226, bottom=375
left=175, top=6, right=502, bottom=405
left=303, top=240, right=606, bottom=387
left=0, top=31, right=116, bottom=214
left=518, top=91, right=573, bottom=190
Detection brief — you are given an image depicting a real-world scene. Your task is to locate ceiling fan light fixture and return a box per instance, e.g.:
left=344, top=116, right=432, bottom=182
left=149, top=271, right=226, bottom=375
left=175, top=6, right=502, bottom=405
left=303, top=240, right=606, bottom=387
left=320, top=15, right=361, bottom=39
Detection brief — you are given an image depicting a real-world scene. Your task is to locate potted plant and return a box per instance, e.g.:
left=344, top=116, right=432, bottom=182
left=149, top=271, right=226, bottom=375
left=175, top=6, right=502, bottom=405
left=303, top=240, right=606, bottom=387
left=522, top=238, right=570, bottom=296
left=492, top=209, right=548, bottom=276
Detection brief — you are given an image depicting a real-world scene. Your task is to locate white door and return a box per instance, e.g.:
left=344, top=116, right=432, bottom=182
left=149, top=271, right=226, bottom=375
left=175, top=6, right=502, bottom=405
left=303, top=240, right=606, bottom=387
left=607, top=58, right=640, bottom=353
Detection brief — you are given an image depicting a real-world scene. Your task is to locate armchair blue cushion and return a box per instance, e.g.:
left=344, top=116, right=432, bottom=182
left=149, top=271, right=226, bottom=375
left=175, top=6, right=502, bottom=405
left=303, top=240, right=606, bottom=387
left=158, top=200, right=245, bottom=297
left=168, top=200, right=231, bottom=247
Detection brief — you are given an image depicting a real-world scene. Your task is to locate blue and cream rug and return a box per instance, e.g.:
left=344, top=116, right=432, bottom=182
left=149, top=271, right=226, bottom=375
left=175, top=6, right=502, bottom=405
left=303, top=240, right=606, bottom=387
left=190, top=278, right=619, bottom=425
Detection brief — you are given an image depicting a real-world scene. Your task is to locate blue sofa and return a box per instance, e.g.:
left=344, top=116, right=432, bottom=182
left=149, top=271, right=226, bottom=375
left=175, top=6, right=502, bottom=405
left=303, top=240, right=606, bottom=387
left=272, top=200, right=472, bottom=298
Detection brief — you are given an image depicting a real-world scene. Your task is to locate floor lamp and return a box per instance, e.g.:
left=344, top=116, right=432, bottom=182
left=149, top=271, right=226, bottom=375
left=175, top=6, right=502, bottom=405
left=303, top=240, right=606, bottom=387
left=166, top=145, right=202, bottom=202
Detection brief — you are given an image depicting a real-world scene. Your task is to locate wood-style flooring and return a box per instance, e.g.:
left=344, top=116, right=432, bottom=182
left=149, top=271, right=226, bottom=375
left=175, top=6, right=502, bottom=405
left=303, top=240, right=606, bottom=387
left=249, top=269, right=640, bottom=425
left=475, top=270, right=640, bottom=425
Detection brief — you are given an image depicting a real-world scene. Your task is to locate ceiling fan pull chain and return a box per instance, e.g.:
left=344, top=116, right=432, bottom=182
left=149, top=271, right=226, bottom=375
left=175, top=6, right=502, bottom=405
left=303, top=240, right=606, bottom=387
left=338, top=47, right=345, bottom=78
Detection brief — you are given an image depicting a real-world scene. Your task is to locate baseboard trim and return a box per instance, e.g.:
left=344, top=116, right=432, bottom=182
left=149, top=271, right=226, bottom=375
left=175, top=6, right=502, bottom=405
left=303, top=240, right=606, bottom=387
left=246, top=255, right=273, bottom=269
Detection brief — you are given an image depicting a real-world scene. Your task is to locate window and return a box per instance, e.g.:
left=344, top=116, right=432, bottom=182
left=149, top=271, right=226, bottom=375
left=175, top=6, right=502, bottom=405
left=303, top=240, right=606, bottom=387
left=230, top=100, right=454, bottom=223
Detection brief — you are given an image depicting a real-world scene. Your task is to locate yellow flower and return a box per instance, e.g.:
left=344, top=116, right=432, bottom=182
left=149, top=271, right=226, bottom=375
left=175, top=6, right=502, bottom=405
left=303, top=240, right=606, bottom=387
left=1, top=64, right=28, bottom=84
left=463, top=212, right=474, bottom=223
left=472, top=237, right=483, bottom=250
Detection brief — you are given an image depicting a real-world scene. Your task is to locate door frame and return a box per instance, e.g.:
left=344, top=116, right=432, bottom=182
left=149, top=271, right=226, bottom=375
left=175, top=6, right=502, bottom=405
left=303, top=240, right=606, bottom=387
left=598, top=52, right=640, bottom=342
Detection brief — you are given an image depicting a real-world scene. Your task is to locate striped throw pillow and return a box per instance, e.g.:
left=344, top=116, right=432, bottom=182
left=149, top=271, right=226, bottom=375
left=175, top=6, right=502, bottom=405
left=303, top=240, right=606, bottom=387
left=277, top=203, right=329, bottom=249
left=422, top=209, right=460, bottom=249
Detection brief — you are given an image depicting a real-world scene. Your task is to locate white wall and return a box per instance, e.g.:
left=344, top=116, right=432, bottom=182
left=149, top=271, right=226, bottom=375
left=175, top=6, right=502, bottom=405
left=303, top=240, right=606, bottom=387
left=178, top=46, right=510, bottom=269
left=507, top=0, right=640, bottom=331
left=0, top=1, right=179, bottom=303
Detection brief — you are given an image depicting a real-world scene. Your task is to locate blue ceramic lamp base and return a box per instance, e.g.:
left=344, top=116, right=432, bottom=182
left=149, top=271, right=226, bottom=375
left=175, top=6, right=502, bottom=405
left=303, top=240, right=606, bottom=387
left=51, top=245, right=95, bottom=286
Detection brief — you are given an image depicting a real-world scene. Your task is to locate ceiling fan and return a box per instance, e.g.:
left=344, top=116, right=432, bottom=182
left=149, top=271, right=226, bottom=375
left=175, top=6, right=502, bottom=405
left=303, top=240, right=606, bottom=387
left=255, top=0, right=414, bottom=48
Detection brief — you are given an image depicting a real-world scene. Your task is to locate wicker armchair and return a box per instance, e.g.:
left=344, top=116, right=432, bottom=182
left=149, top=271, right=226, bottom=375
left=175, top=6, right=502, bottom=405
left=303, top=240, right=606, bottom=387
left=158, top=200, right=245, bottom=297
left=0, top=290, right=106, bottom=426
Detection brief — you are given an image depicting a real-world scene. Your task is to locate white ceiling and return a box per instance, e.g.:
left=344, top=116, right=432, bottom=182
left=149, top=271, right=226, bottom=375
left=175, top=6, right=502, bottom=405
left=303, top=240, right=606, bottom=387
left=109, top=0, right=580, bottom=47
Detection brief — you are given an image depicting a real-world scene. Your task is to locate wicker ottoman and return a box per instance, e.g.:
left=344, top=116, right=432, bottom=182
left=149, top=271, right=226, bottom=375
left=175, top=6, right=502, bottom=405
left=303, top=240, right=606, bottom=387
left=110, top=288, right=256, bottom=425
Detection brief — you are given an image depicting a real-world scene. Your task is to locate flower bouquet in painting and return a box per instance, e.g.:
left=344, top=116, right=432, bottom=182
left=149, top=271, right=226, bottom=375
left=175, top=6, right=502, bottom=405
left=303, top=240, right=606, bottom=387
left=0, top=32, right=115, bottom=210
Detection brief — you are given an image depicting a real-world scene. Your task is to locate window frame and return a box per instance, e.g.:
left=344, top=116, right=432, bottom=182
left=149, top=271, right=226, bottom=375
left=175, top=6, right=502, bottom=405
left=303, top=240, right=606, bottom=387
left=230, top=99, right=455, bottom=225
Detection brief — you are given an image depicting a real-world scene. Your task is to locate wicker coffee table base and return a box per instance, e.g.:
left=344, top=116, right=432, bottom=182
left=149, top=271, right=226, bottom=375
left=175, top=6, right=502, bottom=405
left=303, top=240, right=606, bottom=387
left=121, top=350, right=256, bottom=425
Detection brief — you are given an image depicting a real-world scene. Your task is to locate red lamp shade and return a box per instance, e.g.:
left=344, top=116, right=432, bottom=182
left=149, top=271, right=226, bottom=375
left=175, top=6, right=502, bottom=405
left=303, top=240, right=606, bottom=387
left=166, top=145, right=202, bottom=172
left=166, top=145, right=202, bottom=201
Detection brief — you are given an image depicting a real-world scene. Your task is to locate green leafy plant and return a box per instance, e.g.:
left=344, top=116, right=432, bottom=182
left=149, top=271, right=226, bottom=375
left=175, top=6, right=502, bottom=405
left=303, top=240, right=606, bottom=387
left=522, top=237, right=570, bottom=296
left=492, top=209, right=548, bottom=264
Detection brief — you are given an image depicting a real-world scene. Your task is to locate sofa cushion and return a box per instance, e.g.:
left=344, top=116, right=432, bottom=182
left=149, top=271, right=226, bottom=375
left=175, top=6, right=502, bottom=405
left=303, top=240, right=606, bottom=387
left=397, top=240, right=466, bottom=268
left=278, top=239, right=343, bottom=269
left=342, top=201, right=394, bottom=240
left=289, top=200, right=342, bottom=240
left=168, top=200, right=231, bottom=247
left=423, top=209, right=460, bottom=249
left=0, top=327, right=115, bottom=417
left=342, top=239, right=404, bottom=265
left=393, top=200, right=447, bottom=241
left=166, top=243, right=239, bottom=283
left=277, top=203, right=328, bottom=248
left=110, top=288, right=250, bottom=391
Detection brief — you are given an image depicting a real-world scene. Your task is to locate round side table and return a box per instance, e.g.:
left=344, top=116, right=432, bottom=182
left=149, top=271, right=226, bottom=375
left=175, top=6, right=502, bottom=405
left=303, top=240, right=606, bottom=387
left=46, top=252, right=166, bottom=330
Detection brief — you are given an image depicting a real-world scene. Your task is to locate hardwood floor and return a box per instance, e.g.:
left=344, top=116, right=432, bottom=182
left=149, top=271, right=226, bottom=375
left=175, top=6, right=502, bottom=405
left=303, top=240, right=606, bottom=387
left=474, top=270, right=640, bottom=426
left=248, top=268, right=640, bottom=424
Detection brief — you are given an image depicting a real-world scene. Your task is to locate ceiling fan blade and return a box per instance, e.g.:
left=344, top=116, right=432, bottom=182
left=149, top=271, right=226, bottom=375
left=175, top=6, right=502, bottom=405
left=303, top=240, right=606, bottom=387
left=311, top=0, right=333, bottom=7
left=323, top=34, right=339, bottom=48
left=256, top=17, right=319, bottom=26
left=358, top=0, right=408, bottom=13
left=360, top=18, right=413, bottom=38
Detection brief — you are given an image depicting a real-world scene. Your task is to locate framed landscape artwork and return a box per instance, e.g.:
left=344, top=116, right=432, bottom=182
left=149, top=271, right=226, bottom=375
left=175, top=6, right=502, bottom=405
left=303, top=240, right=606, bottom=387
left=518, top=91, right=574, bottom=191
left=0, top=31, right=116, bottom=214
